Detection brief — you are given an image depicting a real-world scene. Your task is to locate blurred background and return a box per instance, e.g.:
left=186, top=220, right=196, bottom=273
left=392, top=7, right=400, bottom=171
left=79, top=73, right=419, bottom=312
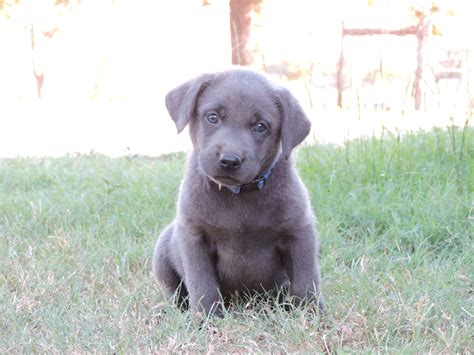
left=0, top=0, right=472, bottom=157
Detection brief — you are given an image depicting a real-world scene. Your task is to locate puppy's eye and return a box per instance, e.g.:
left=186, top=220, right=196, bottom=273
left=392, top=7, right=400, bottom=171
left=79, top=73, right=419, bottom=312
left=255, top=122, right=268, bottom=133
left=206, top=112, right=219, bottom=124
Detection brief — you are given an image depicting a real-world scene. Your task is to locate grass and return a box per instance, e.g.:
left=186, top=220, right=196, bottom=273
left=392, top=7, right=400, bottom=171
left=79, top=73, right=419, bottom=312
left=0, top=127, right=473, bottom=352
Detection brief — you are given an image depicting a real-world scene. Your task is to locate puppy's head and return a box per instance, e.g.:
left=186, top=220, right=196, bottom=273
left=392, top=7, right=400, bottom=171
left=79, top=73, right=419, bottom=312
left=165, top=69, right=310, bottom=186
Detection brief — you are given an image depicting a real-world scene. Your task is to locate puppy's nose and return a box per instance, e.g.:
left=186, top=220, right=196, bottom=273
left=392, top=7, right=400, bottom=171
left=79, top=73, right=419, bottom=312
left=219, top=153, right=241, bottom=170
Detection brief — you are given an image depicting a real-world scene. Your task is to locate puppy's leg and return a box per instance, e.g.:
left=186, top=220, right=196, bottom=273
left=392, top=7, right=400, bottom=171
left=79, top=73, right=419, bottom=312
left=285, top=226, right=325, bottom=314
left=174, top=225, right=223, bottom=317
left=153, top=224, right=189, bottom=309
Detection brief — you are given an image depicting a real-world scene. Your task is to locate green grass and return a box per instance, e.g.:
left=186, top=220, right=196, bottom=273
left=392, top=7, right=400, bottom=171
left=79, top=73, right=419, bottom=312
left=1, top=127, right=473, bottom=352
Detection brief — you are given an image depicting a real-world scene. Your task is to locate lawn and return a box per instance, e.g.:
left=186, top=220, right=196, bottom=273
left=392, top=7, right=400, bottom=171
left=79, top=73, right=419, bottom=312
left=1, top=126, right=472, bottom=352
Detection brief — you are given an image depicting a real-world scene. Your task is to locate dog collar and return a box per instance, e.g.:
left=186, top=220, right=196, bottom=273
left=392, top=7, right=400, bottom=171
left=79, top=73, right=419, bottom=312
left=219, top=157, right=278, bottom=194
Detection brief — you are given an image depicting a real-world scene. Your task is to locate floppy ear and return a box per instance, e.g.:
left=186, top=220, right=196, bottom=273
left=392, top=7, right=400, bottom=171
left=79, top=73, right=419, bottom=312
left=165, top=73, right=214, bottom=133
left=276, top=87, right=311, bottom=159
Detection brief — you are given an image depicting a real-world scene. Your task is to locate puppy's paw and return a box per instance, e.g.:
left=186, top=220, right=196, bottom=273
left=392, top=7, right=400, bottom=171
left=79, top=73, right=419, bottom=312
left=290, top=293, right=326, bottom=317
left=192, top=300, right=225, bottom=322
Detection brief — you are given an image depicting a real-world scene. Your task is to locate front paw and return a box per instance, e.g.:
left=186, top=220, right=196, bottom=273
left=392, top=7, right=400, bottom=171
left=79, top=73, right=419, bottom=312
left=207, top=300, right=225, bottom=318
left=290, top=290, right=326, bottom=315
left=192, top=296, right=225, bottom=318
left=192, top=300, right=225, bottom=321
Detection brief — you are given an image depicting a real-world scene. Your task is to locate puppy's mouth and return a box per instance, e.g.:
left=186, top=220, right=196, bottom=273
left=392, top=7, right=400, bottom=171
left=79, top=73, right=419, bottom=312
left=210, top=175, right=242, bottom=186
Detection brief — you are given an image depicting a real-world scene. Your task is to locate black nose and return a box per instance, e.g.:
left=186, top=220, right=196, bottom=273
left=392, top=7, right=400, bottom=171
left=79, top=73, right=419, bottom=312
left=219, top=154, right=241, bottom=170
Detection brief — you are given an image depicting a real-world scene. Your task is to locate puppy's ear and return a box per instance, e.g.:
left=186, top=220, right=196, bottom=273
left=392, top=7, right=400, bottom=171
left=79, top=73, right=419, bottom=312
left=276, top=87, right=311, bottom=159
left=165, top=74, right=214, bottom=133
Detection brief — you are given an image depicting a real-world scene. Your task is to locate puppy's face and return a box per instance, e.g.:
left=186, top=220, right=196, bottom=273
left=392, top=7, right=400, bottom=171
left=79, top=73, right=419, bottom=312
left=190, top=75, right=282, bottom=186
left=165, top=69, right=311, bottom=187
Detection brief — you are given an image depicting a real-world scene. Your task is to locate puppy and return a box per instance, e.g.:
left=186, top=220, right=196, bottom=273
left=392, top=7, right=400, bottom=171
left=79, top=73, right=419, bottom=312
left=153, top=68, right=324, bottom=316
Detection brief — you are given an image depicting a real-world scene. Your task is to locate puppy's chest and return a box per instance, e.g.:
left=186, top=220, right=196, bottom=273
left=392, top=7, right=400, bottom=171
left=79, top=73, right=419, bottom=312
left=201, top=221, right=288, bottom=292
left=185, top=187, right=292, bottom=243
left=186, top=186, right=291, bottom=290
left=201, top=222, right=284, bottom=245
left=198, top=206, right=288, bottom=260
left=196, top=192, right=287, bottom=230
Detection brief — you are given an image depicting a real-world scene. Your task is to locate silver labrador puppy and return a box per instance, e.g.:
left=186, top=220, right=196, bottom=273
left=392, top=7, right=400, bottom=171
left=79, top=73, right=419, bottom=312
left=153, top=68, right=324, bottom=316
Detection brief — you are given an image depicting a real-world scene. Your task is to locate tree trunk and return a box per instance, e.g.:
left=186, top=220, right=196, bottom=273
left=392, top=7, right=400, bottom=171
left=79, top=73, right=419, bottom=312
left=229, top=0, right=261, bottom=66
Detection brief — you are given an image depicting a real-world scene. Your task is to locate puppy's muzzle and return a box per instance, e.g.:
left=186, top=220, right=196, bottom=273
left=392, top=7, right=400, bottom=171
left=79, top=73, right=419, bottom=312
left=219, top=153, right=242, bottom=170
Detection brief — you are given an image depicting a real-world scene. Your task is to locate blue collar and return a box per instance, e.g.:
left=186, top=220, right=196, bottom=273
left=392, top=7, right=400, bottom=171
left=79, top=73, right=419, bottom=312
left=222, top=158, right=278, bottom=194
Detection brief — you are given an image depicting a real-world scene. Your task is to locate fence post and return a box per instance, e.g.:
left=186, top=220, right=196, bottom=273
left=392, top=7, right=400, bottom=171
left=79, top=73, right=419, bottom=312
left=414, top=13, right=429, bottom=110
left=337, top=22, right=345, bottom=109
